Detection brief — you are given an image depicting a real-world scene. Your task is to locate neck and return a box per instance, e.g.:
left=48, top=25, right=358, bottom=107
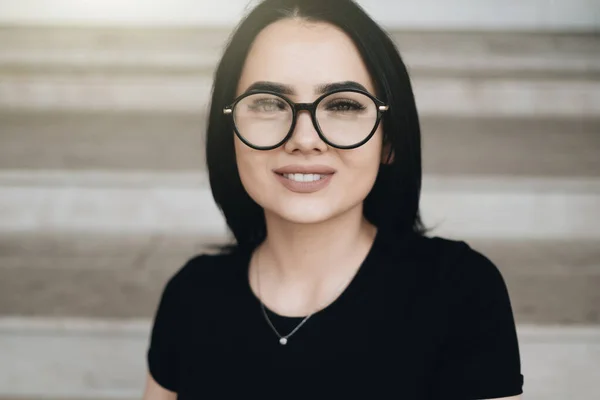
left=258, top=206, right=377, bottom=284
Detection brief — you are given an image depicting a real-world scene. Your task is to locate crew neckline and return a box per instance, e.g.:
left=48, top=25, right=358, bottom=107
left=238, top=227, right=388, bottom=321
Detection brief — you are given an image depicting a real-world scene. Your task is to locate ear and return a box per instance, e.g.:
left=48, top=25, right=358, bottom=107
left=381, top=141, right=395, bottom=164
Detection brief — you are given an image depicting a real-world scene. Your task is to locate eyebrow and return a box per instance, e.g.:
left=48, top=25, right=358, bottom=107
left=244, top=80, right=369, bottom=96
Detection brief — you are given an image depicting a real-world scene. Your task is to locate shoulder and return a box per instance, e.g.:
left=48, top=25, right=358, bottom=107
left=426, top=234, right=504, bottom=286
left=160, top=248, right=248, bottom=302
left=381, top=229, right=507, bottom=295
left=408, top=234, right=514, bottom=322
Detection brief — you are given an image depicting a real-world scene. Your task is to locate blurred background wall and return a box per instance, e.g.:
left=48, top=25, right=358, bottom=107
left=0, top=0, right=598, bottom=399
left=0, top=0, right=598, bottom=29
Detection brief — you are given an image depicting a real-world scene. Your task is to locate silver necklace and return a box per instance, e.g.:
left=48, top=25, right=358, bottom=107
left=255, top=249, right=313, bottom=345
left=260, top=302, right=313, bottom=346
left=254, top=247, right=358, bottom=346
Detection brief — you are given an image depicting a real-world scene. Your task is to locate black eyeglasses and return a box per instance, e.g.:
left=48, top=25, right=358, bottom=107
left=223, top=88, right=389, bottom=150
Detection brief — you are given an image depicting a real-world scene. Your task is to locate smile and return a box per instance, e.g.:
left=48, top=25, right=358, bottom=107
left=273, top=172, right=334, bottom=193
left=281, top=173, right=327, bottom=182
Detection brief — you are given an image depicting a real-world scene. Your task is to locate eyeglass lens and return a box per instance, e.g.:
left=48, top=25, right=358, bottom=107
left=232, top=91, right=378, bottom=148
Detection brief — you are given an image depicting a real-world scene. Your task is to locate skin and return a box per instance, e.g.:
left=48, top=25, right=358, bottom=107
left=235, top=18, right=385, bottom=319
left=143, top=18, right=521, bottom=400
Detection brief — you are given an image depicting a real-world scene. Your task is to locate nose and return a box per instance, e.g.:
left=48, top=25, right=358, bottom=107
left=283, top=109, right=328, bottom=154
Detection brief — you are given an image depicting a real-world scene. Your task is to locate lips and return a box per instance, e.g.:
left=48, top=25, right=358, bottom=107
left=274, top=171, right=334, bottom=193
left=273, top=165, right=336, bottom=175
left=272, top=165, right=336, bottom=193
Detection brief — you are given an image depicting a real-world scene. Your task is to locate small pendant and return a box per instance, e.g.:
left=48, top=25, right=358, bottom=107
left=279, top=337, right=288, bottom=345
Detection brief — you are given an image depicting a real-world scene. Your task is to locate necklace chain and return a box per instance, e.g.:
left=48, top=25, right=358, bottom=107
left=255, top=248, right=312, bottom=345
left=259, top=302, right=313, bottom=346
left=254, top=245, right=360, bottom=346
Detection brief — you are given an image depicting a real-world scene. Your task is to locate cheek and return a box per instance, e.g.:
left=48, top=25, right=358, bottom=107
left=234, top=138, right=271, bottom=198
left=346, top=133, right=383, bottom=175
left=342, top=155, right=380, bottom=191
left=335, top=135, right=383, bottom=198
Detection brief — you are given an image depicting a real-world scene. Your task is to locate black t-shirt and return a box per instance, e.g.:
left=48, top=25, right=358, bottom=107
left=147, top=228, right=524, bottom=399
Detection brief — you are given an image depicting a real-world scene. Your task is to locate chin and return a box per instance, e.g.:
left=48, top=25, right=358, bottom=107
left=273, top=209, right=335, bottom=225
left=266, top=198, right=355, bottom=225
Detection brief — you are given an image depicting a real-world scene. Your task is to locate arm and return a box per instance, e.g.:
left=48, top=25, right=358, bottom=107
left=145, top=259, right=195, bottom=396
left=142, top=371, right=177, bottom=400
left=433, top=242, right=524, bottom=399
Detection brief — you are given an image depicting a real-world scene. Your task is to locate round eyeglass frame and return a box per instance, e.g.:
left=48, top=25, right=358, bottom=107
left=223, top=88, right=389, bottom=150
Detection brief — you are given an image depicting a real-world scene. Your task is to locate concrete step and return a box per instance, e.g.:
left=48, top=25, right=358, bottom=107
left=1, top=172, right=598, bottom=239
left=0, top=231, right=598, bottom=324
left=1, top=111, right=599, bottom=177
left=0, top=318, right=598, bottom=400
left=1, top=27, right=598, bottom=75
left=0, top=27, right=598, bottom=116
left=2, top=66, right=596, bottom=116
left=0, top=111, right=207, bottom=172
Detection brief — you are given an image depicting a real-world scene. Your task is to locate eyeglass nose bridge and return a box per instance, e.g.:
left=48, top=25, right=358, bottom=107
left=294, top=102, right=315, bottom=112
left=289, top=102, right=321, bottom=136
left=292, top=102, right=318, bottom=121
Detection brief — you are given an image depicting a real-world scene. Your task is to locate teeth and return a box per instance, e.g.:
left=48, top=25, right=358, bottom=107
left=283, top=173, right=324, bottom=182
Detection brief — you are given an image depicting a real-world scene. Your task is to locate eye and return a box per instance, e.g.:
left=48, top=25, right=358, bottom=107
left=248, top=98, right=288, bottom=112
left=324, top=99, right=367, bottom=112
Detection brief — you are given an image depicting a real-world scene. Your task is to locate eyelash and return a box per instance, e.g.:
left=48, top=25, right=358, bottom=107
left=248, top=99, right=288, bottom=111
left=323, top=99, right=366, bottom=111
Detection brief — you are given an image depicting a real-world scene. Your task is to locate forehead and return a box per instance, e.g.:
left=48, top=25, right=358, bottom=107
left=237, top=19, right=376, bottom=96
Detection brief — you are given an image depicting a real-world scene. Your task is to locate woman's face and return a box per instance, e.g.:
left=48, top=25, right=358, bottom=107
left=234, top=18, right=384, bottom=225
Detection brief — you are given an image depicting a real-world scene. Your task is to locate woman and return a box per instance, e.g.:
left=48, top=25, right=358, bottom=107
left=143, top=0, right=524, bottom=398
